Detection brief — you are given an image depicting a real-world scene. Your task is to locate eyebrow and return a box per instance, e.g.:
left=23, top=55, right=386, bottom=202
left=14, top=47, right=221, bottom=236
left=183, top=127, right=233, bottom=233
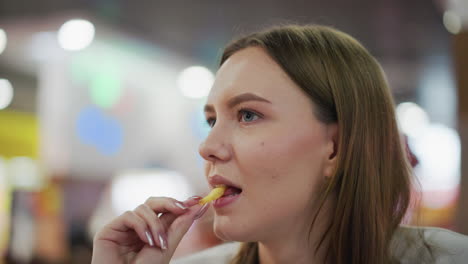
left=204, top=93, right=272, bottom=113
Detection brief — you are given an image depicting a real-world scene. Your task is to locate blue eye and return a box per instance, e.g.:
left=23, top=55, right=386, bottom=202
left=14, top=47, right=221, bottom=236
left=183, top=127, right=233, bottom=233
left=205, top=109, right=261, bottom=128
left=239, top=109, right=260, bottom=123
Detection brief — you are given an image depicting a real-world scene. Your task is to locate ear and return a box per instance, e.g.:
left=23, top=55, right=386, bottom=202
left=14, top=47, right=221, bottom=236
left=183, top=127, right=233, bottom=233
left=323, top=123, right=338, bottom=179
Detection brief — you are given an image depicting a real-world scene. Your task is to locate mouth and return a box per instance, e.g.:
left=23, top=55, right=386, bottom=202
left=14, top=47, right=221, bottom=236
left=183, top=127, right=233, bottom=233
left=208, top=175, right=243, bottom=207
left=213, top=185, right=242, bottom=208
left=220, top=185, right=243, bottom=198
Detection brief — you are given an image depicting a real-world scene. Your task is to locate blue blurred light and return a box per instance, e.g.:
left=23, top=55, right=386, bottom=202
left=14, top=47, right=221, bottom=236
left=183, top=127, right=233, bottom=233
left=76, top=106, right=123, bottom=155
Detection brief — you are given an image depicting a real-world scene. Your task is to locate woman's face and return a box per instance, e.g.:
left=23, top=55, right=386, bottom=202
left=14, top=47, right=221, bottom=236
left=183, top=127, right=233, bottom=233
left=199, top=47, right=336, bottom=242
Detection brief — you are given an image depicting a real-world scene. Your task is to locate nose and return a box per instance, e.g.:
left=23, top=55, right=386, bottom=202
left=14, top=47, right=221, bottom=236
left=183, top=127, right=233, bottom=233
left=198, top=127, right=232, bottom=163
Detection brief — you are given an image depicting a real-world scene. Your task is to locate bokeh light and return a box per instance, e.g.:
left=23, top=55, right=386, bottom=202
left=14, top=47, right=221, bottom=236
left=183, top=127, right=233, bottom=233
left=58, top=19, right=95, bottom=51
left=396, top=102, right=430, bottom=138
left=177, top=66, right=214, bottom=98
left=410, top=124, right=461, bottom=208
left=443, top=11, right=462, bottom=35
left=89, top=69, right=122, bottom=109
left=76, top=106, right=123, bottom=155
left=8, top=157, right=42, bottom=190
left=397, top=101, right=461, bottom=209
left=0, top=79, right=14, bottom=110
left=111, top=169, right=192, bottom=214
left=0, top=29, right=6, bottom=55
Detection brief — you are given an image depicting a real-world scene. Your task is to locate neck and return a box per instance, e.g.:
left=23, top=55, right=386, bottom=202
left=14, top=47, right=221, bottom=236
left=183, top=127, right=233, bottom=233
left=258, top=241, right=321, bottom=264
left=257, top=197, right=333, bottom=264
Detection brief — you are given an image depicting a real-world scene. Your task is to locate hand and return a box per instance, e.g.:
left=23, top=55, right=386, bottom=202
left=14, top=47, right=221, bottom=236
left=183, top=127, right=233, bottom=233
left=91, top=196, right=209, bottom=264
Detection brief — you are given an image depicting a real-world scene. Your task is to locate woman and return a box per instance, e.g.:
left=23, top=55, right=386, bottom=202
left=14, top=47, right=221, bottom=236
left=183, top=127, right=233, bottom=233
left=91, top=25, right=468, bottom=264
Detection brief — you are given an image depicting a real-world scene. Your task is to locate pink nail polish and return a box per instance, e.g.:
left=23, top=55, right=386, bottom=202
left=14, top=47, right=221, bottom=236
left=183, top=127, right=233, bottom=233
left=175, top=202, right=187, bottom=210
left=194, top=203, right=209, bottom=220
left=183, top=196, right=203, bottom=207
left=158, top=233, right=168, bottom=250
left=145, top=230, right=154, bottom=246
left=185, top=196, right=202, bottom=202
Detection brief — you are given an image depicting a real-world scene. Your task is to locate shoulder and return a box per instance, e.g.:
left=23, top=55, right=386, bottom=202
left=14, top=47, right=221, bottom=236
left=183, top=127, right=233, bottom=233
left=391, top=225, right=468, bottom=264
left=170, top=242, right=240, bottom=264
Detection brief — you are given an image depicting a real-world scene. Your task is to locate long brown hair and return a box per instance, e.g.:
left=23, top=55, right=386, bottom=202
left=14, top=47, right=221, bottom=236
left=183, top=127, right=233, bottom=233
left=220, top=24, right=415, bottom=264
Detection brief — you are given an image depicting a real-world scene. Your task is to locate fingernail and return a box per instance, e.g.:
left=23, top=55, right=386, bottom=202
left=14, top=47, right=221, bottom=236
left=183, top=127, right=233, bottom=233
left=185, top=196, right=202, bottom=202
left=145, top=230, right=154, bottom=246
left=194, top=203, right=209, bottom=220
left=175, top=202, right=187, bottom=210
left=158, top=233, right=167, bottom=250
left=183, top=196, right=203, bottom=207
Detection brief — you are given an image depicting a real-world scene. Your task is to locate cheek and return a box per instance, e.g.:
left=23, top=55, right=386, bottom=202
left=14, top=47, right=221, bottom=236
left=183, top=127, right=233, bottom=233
left=239, top=129, right=327, bottom=209
left=213, top=131, right=328, bottom=241
left=243, top=129, right=326, bottom=182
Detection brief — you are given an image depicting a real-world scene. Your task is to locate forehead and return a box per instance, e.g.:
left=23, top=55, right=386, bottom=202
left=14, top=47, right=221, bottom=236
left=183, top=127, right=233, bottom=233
left=207, top=47, right=296, bottom=104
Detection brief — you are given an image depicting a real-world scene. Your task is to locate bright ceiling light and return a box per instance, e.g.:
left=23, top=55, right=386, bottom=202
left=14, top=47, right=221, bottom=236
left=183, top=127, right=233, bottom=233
left=396, top=102, right=430, bottom=138
left=177, top=66, right=214, bottom=98
left=0, top=29, right=6, bottom=55
left=58, top=19, right=95, bottom=51
left=0, top=79, right=13, bottom=110
left=443, top=11, right=462, bottom=35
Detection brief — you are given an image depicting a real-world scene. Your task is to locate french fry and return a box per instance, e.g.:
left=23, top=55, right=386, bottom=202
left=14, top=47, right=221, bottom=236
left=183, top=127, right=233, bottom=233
left=199, top=185, right=227, bottom=205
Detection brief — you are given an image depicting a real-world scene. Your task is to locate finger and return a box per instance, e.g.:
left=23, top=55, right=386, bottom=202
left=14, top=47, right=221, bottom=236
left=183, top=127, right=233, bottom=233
left=144, top=197, right=189, bottom=216
left=108, top=210, right=153, bottom=246
left=165, top=202, right=210, bottom=256
left=134, top=204, right=167, bottom=250
left=159, top=196, right=203, bottom=229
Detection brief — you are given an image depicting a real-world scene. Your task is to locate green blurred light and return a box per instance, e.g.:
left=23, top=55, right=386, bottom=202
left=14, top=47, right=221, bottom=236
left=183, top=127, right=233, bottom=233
left=89, top=70, right=122, bottom=109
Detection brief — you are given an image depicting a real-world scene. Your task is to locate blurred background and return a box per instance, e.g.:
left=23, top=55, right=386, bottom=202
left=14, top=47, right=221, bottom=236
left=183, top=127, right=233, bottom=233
left=0, top=0, right=467, bottom=263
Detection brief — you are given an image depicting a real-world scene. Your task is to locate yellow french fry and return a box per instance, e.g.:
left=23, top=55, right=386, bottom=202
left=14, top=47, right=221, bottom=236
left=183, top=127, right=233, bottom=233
left=199, top=185, right=227, bottom=205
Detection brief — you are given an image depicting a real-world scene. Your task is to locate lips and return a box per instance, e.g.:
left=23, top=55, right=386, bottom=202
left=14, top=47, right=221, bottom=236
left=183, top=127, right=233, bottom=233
left=212, top=184, right=242, bottom=208
left=209, top=175, right=242, bottom=190
left=208, top=175, right=243, bottom=197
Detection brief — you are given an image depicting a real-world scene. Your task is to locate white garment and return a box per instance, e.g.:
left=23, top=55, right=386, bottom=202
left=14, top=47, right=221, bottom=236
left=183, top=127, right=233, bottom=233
left=171, top=226, right=468, bottom=264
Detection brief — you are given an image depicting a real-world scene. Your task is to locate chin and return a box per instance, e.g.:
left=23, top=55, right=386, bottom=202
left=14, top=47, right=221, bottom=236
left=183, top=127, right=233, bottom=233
left=213, top=215, right=257, bottom=242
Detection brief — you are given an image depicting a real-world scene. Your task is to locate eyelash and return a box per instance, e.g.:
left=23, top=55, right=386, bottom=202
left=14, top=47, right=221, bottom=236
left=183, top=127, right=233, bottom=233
left=205, top=108, right=262, bottom=128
